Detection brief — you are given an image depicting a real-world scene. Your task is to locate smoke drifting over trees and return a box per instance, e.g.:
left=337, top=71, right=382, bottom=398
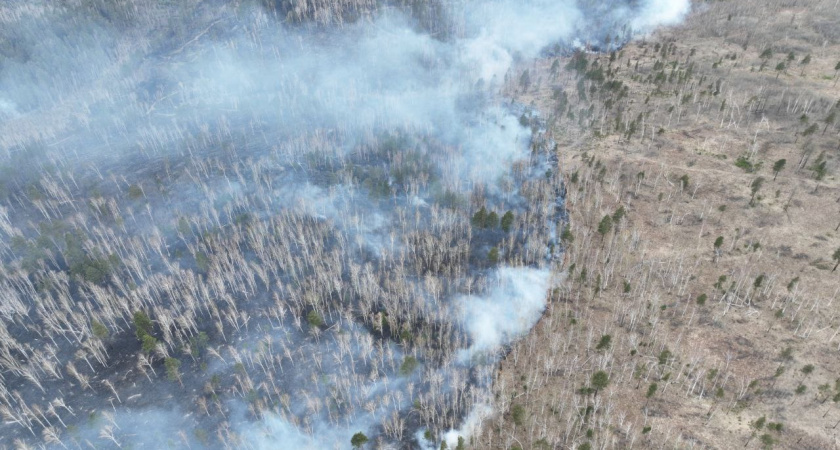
left=0, top=0, right=688, bottom=448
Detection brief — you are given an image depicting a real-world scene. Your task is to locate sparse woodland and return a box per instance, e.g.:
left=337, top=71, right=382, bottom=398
left=478, top=0, right=840, bottom=449
left=3, top=0, right=838, bottom=449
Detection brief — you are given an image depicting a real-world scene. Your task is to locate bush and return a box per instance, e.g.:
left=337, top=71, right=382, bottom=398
left=306, top=310, right=324, bottom=328
left=190, top=332, right=209, bottom=358
left=679, top=174, right=689, bottom=190
left=127, top=184, right=143, bottom=199
left=351, top=432, right=369, bottom=448
left=68, top=252, right=117, bottom=284
left=455, top=437, right=465, bottom=450
left=646, top=383, right=658, bottom=398
left=92, top=320, right=109, bottom=339
left=471, top=207, right=487, bottom=228
left=612, top=206, right=626, bottom=223
left=597, top=215, right=613, bottom=235
left=165, top=357, right=181, bottom=381
left=510, top=404, right=526, bottom=426
left=195, top=251, right=210, bottom=274
left=485, top=211, right=499, bottom=228
left=591, top=371, right=609, bottom=391
left=433, top=188, right=467, bottom=209
left=400, top=356, right=418, bottom=375
left=472, top=207, right=503, bottom=229
left=133, top=311, right=153, bottom=340
left=595, top=335, right=611, bottom=351
left=760, top=434, right=775, bottom=449
left=734, top=156, right=757, bottom=172
left=561, top=225, right=574, bottom=244
left=658, top=349, right=672, bottom=365
left=488, top=247, right=499, bottom=265
left=141, top=334, right=158, bottom=354
left=135, top=310, right=157, bottom=353
left=501, top=211, right=515, bottom=232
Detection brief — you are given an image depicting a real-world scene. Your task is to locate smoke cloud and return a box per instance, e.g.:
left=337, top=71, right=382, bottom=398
left=631, top=0, right=692, bottom=32
left=458, top=267, right=552, bottom=355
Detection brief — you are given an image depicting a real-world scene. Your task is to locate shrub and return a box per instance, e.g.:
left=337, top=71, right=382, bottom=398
left=760, top=433, right=775, bottom=449
left=190, top=332, right=209, bottom=358
left=734, top=156, right=756, bottom=172
left=195, top=251, right=210, bottom=273
left=561, top=225, right=574, bottom=244
left=488, top=247, right=499, bottom=265
left=591, top=371, right=609, bottom=391
left=141, top=334, right=158, bottom=354
left=658, top=349, right=672, bottom=365
left=679, top=174, right=689, bottom=190
left=133, top=311, right=153, bottom=340
left=306, top=310, right=324, bottom=328
left=127, top=184, right=143, bottom=199
left=351, top=432, right=369, bottom=448
left=471, top=207, right=487, bottom=227
left=485, top=211, right=499, bottom=228
left=646, top=383, right=658, bottom=398
left=595, top=335, right=612, bottom=351
left=400, top=356, right=418, bottom=376
left=511, top=404, right=526, bottom=426
left=92, top=320, right=109, bottom=339
left=597, top=215, right=613, bottom=236
left=165, top=357, right=181, bottom=381
left=501, top=211, right=515, bottom=232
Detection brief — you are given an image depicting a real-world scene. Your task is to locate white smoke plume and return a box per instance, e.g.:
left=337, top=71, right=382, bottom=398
left=632, top=0, right=692, bottom=32
left=0, top=99, right=17, bottom=119
left=458, top=267, right=552, bottom=355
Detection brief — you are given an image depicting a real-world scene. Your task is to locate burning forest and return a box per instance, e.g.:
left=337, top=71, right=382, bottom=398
left=0, top=0, right=689, bottom=448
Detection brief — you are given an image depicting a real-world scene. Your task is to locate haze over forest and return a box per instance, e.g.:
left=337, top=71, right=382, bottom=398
left=20, top=0, right=831, bottom=449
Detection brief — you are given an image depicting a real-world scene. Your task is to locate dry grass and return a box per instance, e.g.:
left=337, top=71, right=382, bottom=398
left=476, top=1, right=840, bottom=448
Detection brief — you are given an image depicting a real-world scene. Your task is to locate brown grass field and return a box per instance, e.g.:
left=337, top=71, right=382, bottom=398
left=476, top=0, right=840, bottom=448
